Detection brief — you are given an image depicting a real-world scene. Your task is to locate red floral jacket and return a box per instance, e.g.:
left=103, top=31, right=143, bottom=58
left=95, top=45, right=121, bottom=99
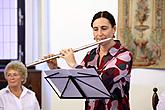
left=76, top=40, right=133, bottom=110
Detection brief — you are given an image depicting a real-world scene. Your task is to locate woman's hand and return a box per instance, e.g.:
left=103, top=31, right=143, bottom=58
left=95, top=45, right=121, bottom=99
left=60, top=48, right=77, bottom=68
left=44, top=54, right=59, bottom=69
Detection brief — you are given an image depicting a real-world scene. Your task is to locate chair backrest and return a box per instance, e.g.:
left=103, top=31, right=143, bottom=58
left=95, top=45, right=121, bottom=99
left=152, top=87, right=159, bottom=110
left=0, top=80, right=7, bottom=90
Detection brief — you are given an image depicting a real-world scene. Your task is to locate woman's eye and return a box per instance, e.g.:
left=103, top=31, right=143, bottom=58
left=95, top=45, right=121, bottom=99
left=93, top=27, right=98, bottom=31
left=13, top=74, right=17, bottom=76
left=101, top=26, right=108, bottom=30
left=13, top=73, right=19, bottom=76
left=93, top=26, right=108, bottom=31
left=7, top=74, right=11, bottom=77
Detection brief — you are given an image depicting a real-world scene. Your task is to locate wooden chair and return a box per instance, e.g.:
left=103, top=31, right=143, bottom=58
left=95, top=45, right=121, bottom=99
left=0, top=80, right=7, bottom=90
left=152, top=87, right=159, bottom=110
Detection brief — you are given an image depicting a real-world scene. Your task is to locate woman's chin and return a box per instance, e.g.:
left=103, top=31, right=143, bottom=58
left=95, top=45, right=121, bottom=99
left=8, top=83, right=20, bottom=88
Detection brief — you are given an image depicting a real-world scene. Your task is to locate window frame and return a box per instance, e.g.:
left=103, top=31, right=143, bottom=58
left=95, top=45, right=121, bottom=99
left=0, top=0, right=25, bottom=68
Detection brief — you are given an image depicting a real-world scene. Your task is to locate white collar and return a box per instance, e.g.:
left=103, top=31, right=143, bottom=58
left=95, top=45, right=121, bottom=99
left=4, top=85, right=32, bottom=98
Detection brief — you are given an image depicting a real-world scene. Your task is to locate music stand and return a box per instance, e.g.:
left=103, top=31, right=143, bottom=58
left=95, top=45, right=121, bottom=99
left=44, top=68, right=112, bottom=99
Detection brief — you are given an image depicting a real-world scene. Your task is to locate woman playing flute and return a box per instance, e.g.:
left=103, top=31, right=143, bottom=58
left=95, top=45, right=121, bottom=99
left=45, top=11, right=133, bottom=110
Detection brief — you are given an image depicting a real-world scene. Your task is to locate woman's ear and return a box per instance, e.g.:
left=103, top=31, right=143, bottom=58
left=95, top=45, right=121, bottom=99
left=21, top=77, right=24, bottom=82
left=113, top=25, right=116, bottom=33
left=112, top=26, right=116, bottom=38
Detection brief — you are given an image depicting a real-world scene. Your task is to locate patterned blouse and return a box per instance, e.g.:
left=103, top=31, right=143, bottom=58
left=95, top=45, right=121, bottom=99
left=76, top=40, right=133, bottom=110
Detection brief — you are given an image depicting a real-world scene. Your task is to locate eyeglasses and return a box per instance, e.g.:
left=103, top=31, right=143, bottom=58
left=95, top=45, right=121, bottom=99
left=6, top=73, right=21, bottom=78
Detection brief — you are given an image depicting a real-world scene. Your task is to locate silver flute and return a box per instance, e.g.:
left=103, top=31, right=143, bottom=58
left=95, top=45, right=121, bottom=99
left=26, top=37, right=112, bottom=67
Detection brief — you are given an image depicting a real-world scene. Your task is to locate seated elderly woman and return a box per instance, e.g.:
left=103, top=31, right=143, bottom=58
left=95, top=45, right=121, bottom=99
left=0, top=60, right=40, bottom=110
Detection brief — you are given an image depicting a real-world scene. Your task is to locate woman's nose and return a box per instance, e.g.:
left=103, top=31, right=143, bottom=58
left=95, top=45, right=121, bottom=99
left=9, top=76, right=15, bottom=79
left=98, top=29, right=103, bottom=36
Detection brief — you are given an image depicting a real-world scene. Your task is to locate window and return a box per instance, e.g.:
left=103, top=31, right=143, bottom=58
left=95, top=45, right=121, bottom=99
left=0, top=0, right=25, bottom=68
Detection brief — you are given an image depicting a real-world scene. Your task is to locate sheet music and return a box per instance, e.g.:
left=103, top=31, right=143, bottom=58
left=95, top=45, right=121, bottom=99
left=44, top=68, right=111, bottom=99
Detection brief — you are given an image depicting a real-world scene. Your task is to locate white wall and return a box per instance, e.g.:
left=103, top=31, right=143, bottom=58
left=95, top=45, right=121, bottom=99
left=130, top=69, right=165, bottom=110
left=25, top=0, right=165, bottom=110
left=48, top=0, right=118, bottom=69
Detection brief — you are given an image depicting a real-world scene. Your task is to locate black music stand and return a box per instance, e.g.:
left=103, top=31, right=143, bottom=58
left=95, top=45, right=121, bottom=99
left=44, top=68, right=111, bottom=99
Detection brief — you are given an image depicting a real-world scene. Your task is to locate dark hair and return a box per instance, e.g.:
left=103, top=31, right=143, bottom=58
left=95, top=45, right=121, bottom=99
left=91, top=11, right=116, bottom=28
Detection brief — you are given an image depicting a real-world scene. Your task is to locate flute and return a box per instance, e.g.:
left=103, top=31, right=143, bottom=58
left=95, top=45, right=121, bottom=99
left=26, top=37, right=112, bottom=67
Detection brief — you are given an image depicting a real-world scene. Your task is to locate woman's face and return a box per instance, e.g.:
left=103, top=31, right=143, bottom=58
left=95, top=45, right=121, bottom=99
left=92, top=18, right=116, bottom=42
left=6, top=69, right=23, bottom=88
